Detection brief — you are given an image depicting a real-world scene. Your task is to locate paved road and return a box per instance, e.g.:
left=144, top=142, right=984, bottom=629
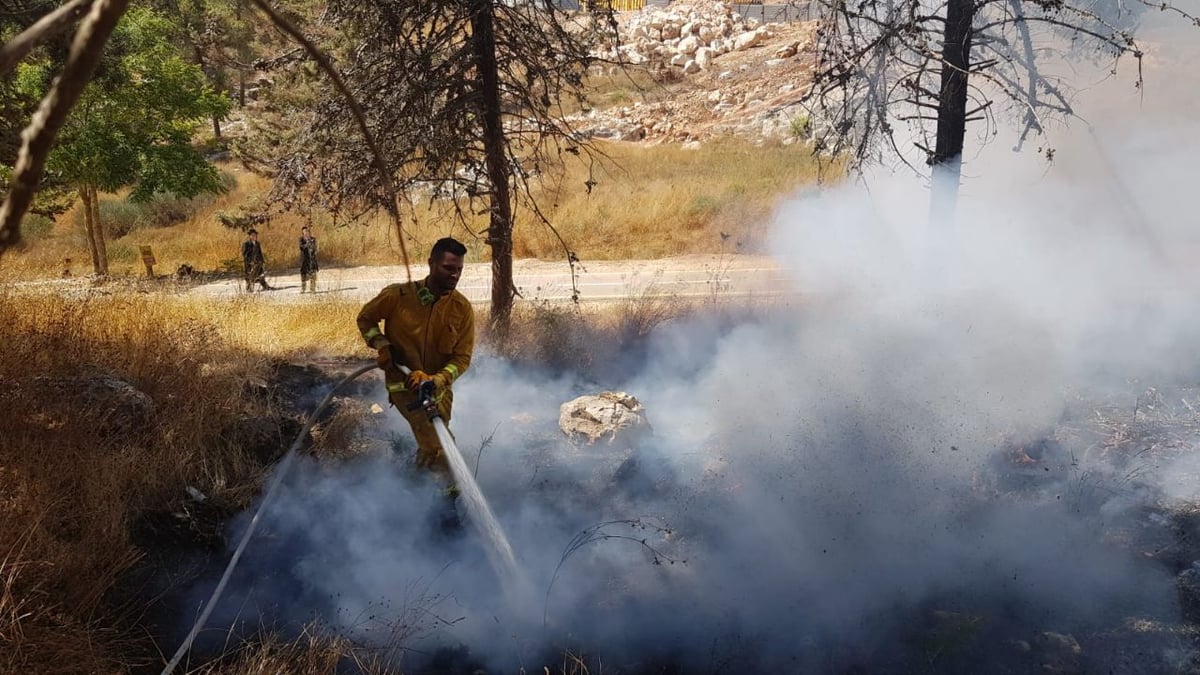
left=191, top=254, right=797, bottom=304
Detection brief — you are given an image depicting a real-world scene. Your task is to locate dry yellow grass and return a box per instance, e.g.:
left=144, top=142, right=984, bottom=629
left=193, top=628, right=389, bottom=674
left=2, top=137, right=825, bottom=280
left=0, top=288, right=359, bottom=672
left=518, top=139, right=826, bottom=259
left=0, top=282, right=741, bottom=671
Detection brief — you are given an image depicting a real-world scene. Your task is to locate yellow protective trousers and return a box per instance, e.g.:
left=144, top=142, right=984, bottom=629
left=390, top=387, right=455, bottom=475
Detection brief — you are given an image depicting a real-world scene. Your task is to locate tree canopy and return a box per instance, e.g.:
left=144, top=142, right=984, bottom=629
left=10, top=5, right=229, bottom=272
left=242, top=0, right=613, bottom=325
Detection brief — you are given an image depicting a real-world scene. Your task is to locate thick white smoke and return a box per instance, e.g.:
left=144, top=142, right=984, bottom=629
left=180, top=12, right=1200, bottom=672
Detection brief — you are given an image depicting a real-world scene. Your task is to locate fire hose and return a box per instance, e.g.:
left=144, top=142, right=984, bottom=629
left=161, top=360, right=433, bottom=675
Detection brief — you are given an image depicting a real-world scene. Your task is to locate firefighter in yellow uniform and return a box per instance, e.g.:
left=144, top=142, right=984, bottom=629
left=357, top=238, right=475, bottom=475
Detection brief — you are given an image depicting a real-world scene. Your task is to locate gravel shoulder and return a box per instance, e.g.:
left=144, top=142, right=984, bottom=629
left=188, top=253, right=798, bottom=304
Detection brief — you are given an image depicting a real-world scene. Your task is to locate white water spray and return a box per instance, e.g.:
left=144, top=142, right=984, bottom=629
left=397, top=362, right=528, bottom=600
left=431, top=416, right=526, bottom=597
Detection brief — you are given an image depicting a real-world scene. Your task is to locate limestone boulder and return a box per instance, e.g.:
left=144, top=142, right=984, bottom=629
left=559, top=391, right=651, bottom=445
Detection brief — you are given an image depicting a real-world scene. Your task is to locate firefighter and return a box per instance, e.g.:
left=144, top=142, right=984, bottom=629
left=241, top=229, right=271, bottom=291
left=356, top=237, right=475, bottom=476
left=299, top=226, right=319, bottom=293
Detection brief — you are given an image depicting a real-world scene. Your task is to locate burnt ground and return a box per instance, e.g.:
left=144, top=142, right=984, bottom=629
left=117, top=352, right=1200, bottom=674
left=116, top=358, right=387, bottom=672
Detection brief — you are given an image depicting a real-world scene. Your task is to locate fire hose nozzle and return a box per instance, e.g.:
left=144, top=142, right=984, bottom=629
left=405, top=380, right=438, bottom=417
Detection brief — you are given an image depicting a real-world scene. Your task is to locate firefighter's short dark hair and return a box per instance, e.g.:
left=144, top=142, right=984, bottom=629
left=431, top=237, right=467, bottom=259
left=247, top=228, right=258, bottom=236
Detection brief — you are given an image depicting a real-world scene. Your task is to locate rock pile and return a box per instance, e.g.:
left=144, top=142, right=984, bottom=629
left=597, top=0, right=778, bottom=74
left=576, top=1, right=820, bottom=145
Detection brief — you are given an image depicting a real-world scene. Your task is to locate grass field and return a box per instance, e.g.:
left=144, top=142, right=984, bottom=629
left=2, top=138, right=825, bottom=281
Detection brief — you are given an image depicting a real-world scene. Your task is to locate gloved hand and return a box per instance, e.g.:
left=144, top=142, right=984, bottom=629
left=376, top=343, right=404, bottom=371
left=406, top=369, right=434, bottom=390
left=415, top=379, right=437, bottom=403
left=431, top=371, right=451, bottom=391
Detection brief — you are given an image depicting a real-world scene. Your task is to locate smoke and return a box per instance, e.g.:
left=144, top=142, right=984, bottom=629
left=178, top=15, right=1200, bottom=673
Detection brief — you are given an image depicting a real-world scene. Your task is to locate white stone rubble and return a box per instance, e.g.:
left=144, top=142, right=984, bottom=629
left=599, top=0, right=780, bottom=73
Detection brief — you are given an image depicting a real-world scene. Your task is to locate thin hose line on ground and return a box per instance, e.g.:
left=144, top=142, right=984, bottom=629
left=161, top=362, right=378, bottom=675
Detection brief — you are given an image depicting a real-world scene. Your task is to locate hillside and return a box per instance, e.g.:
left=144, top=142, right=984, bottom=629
left=577, top=0, right=821, bottom=146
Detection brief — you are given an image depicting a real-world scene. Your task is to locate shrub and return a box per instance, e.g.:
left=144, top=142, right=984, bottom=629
left=73, top=187, right=234, bottom=239
left=96, top=200, right=146, bottom=238
left=685, top=194, right=721, bottom=219
left=790, top=115, right=811, bottom=138
left=22, top=214, right=54, bottom=238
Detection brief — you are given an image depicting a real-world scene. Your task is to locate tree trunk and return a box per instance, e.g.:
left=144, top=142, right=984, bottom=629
left=470, top=0, right=515, bottom=332
left=80, top=185, right=102, bottom=274
left=928, top=0, right=975, bottom=226
left=90, top=185, right=109, bottom=275
left=193, top=44, right=223, bottom=139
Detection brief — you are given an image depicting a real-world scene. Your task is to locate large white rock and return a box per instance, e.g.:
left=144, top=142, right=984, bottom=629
left=677, top=35, right=702, bottom=55
left=559, top=392, right=651, bottom=445
left=734, top=28, right=763, bottom=51
left=695, top=46, right=715, bottom=69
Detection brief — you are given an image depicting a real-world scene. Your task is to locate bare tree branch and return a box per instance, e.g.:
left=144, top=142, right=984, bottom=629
left=0, top=0, right=93, bottom=77
left=244, top=0, right=415, bottom=281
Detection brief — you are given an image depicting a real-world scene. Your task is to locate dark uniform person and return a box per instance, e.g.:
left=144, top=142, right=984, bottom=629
left=299, top=226, right=319, bottom=293
left=356, top=237, right=475, bottom=476
left=241, top=229, right=271, bottom=291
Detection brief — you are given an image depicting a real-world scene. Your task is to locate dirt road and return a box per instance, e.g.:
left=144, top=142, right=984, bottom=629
left=190, top=254, right=797, bottom=304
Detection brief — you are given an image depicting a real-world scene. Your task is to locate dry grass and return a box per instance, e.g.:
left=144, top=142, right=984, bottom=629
left=515, top=138, right=825, bottom=259
left=3, top=137, right=825, bottom=280
left=560, top=64, right=666, bottom=116
left=0, top=288, right=352, bottom=672
left=0, top=279, right=764, bottom=669
left=193, top=627, right=389, bottom=675
left=0, top=281, right=761, bottom=672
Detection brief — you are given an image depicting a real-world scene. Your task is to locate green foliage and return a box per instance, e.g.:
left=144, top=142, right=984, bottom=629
left=14, top=6, right=231, bottom=200
left=0, top=164, right=75, bottom=221
left=71, top=190, right=225, bottom=238
left=95, top=201, right=145, bottom=238
left=685, top=195, right=721, bottom=218
left=789, top=115, right=811, bottom=138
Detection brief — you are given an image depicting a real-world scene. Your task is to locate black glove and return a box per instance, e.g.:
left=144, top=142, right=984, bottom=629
left=406, top=380, right=438, bottom=413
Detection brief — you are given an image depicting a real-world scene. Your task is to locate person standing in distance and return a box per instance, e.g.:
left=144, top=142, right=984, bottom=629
left=299, top=226, right=319, bottom=293
left=241, top=229, right=271, bottom=292
left=356, top=238, right=475, bottom=477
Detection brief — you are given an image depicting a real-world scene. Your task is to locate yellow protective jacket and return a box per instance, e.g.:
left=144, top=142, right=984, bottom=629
left=356, top=278, right=475, bottom=395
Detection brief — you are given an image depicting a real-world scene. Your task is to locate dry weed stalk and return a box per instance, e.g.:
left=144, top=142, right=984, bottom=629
left=544, top=518, right=682, bottom=627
